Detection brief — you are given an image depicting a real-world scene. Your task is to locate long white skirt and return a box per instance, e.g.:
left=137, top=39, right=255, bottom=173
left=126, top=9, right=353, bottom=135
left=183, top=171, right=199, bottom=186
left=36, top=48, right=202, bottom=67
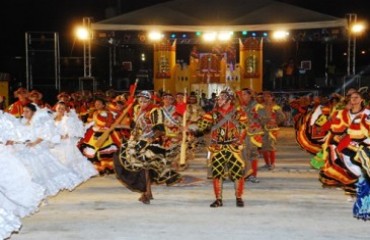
left=50, top=138, right=98, bottom=185
left=0, top=208, right=21, bottom=240
left=12, top=143, right=81, bottom=196
left=0, top=145, right=45, bottom=218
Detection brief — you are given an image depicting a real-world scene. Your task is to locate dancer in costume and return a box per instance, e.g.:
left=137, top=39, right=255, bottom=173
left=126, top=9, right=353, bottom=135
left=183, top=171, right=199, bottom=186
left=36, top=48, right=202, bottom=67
left=186, top=94, right=206, bottom=149
left=114, top=91, right=181, bottom=204
left=260, top=91, right=285, bottom=170
left=196, top=89, right=248, bottom=207
left=162, top=93, right=182, bottom=148
left=78, top=98, right=121, bottom=174
left=239, top=88, right=265, bottom=183
left=295, top=96, right=332, bottom=169
left=51, top=102, right=98, bottom=183
left=10, top=103, right=80, bottom=196
left=7, top=87, right=30, bottom=118
left=319, top=92, right=370, bottom=196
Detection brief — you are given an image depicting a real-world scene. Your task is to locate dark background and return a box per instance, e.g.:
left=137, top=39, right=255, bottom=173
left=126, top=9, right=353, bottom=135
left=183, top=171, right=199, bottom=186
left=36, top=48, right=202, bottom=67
left=0, top=0, right=369, bottom=99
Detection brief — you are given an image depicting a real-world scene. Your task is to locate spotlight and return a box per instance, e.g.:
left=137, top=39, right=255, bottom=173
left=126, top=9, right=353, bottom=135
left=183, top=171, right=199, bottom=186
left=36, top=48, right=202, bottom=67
left=203, top=32, right=217, bottom=42
left=148, top=31, right=163, bottom=41
left=272, top=30, right=289, bottom=40
left=218, top=31, right=233, bottom=41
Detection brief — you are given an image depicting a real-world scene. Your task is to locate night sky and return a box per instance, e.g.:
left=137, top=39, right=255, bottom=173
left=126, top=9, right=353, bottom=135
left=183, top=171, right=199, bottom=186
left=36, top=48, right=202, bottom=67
left=0, top=0, right=369, bottom=74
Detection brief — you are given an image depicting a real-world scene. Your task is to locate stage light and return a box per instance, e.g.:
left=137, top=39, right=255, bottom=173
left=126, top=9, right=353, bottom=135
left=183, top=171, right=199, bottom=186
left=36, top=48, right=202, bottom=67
left=75, top=27, right=90, bottom=40
left=148, top=31, right=163, bottom=41
left=182, top=34, right=187, bottom=38
left=218, top=31, right=233, bottom=41
left=242, top=31, right=248, bottom=36
left=196, top=31, right=202, bottom=36
left=263, top=32, right=268, bottom=37
left=251, top=32, right=256, bottom=37
left=272, top=30, right=289, bottom=40
left=170, top=33, right=176, bottom=38
left=203, top=32, right=217, bottom=42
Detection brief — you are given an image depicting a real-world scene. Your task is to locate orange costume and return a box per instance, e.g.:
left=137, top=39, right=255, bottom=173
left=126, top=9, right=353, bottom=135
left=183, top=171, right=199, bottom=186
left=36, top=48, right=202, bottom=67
left=78, top=108, right=120, bottom=173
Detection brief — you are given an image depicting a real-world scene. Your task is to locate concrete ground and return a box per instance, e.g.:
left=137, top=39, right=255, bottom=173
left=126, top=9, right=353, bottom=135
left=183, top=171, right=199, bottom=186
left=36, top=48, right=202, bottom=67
left=11, top=128, right=369, bottom=240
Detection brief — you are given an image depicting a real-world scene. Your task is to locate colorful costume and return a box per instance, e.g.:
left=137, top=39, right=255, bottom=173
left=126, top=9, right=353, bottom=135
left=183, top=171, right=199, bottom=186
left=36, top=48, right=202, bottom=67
left=319, top=108, right=370, bottom=194
left=261, top=99, right=285, bottom=170
left=241, top=97, right=265, bottom=180
left=197, top=89, right=247, bottom=207
left=78, top=107, right=120, bottom=173
left=114, top=91, right=181, bottom=204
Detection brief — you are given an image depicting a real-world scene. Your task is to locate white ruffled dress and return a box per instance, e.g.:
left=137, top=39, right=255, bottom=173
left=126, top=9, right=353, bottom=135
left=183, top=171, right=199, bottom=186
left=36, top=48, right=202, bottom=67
left=51, top=110, right=98, bottom=184
left=0, top=208, right=21, bottom=240
left=0, top=111, right=45, bottom=218
left=11, top=108, right=81, bottom=196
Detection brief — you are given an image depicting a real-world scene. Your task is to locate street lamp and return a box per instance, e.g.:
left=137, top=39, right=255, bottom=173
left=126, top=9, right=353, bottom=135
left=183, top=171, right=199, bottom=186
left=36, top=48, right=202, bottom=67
left=75, top=17, right=93, bottom=78
left=346, top=14, right=366, bottom=76
left=75, top=27, right=90, bottom=41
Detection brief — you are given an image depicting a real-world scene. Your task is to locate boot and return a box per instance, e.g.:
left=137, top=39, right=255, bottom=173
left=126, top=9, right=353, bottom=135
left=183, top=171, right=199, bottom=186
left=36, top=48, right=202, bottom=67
left=210, top=199, right=223, bottom=207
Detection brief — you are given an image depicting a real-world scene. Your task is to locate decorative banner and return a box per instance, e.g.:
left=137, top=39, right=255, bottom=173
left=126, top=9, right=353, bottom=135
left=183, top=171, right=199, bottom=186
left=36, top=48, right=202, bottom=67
left=198, top=53, right=225, bottom=83
left=154, top=40, right=175, bottom=79
left=153, top=40, right=176, bottom=93
left=240, top=38, right=262, bottom=78
left=239, top=38, right=263, bottom=92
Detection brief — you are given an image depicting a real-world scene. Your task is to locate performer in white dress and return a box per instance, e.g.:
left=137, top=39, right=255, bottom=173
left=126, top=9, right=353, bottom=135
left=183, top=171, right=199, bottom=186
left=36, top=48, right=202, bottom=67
left=0, top=111, right=45, bottom=218
left=51, top=102, right=98, bottom=184
left=10, top=103, right=80, bottom=196
left=0, top=208, right=21, bottom=240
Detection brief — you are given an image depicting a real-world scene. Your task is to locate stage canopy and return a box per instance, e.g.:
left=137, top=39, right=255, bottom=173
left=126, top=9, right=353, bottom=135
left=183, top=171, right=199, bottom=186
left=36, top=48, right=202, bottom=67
left=92, top=0, right=347, bottom=32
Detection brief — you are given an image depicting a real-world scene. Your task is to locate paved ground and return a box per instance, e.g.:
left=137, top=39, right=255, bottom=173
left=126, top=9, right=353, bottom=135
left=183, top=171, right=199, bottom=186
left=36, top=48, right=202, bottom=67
left=11, top=128, right=369, bottom=240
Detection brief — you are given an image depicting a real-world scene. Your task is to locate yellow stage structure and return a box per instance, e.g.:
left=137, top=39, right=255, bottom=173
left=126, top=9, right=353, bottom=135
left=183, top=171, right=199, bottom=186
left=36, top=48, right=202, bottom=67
left=153, top=37, right=263, bottom=96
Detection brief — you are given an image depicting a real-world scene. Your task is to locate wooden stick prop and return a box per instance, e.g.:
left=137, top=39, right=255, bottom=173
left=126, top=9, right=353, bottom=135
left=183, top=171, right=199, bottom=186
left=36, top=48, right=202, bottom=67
left=179, top=89, right=187, bottom=166
left=95, top=79, right=138, bottom=148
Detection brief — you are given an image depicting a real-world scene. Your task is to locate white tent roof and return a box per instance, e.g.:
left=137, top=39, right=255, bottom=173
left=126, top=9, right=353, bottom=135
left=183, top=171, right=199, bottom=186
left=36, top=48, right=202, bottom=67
left=93, top=0, right=347, bottom=32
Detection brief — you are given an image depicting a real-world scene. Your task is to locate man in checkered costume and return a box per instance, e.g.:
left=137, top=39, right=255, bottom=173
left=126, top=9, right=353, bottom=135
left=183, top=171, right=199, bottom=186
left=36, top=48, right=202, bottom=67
left=196, top=88, right=248, bottom=207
